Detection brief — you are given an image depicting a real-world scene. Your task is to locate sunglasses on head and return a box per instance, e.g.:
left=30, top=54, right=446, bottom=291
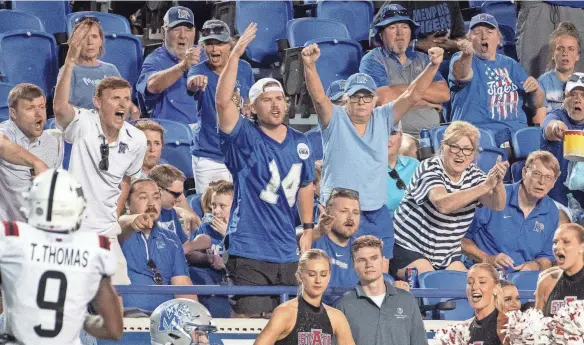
left=98, top=135, right=109, bottom=171
left=568, top=75, right=584, bottom=83
left=330, top=187, right=360, bottom=199
left=388, top=169, right=406, bottom=190
left=147, top=259, right=164, bottom=285
left=201, top=26, right=227, bottom=37
left=378, top=8, right=409, bottom=22
left=75, top=16, right=100, bottom=25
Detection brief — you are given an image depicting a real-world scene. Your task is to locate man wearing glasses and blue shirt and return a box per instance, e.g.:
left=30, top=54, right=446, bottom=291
left=119, top=178, right=198, bottom=312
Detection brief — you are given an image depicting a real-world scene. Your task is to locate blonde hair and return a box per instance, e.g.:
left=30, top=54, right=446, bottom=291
left=525, top=150, right=561, bottom=178
left=134, top=120, right=165, bottom=143
left=201, top=180, right=229, bottom=214
left=148, top=164, right=185, bottom=188
left=296, top=249, right=330, bottom=295
left=468, top=263, right=503, bottom=310
left=556, top=223, right=584, bottom=262
left=441, top=121, right=480, bottom=152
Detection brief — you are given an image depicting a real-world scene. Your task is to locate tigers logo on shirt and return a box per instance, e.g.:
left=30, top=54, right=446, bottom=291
left=550, top=296, right=578, bottom=315
left=298, top=329, right=332, bottom=345
left=297, top=143, right=310, bottom=160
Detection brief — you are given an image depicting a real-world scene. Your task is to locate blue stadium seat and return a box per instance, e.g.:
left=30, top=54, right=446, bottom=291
left=498, top=24, right=517, bottom=60
left=154, top=119, right=194, bottom=179
left=0, top=9, right=44, bottom=33
left=44, top=117, right=55, bottom=129
left=511, top=127, right=541, bottom=160
left=0, top=82, right=13, bottom=123
left=316, top=0, right=374, bottom=42
left=66, top=11, right=131, bottom=36
left=0, top=30, right=58, bottom=97
left=235, top=0, right=293, bottom=65
left=477, top=147, right=507, bottom=174
left=187, top=193, right=203, bottom=218
left=509, top=271, right=538, bottom=302
left=431, top=126, right=497, bottom=152
left=101, top=33, right=143, bottom=90
left=304, top=38, right=363, bottom=91
left=10, top=1, right=70, bottom=34
left=481, top=1, right=516, bottom=31
left=511, top=160, right=525, bottom=183
left=418, top=271, right=474, bottom=320
left=469, top=1, right=485, bottom=7
left=286, top=18, right=350, bottom=47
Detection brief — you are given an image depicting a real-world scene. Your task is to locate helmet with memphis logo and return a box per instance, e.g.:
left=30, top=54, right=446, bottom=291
left=150, top=298, right=216, bottom=345
left=22, top=169, right=86, bottom=233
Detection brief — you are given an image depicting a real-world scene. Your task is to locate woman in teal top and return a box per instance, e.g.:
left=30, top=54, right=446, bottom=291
left=387, top=121, right=419, bottom=212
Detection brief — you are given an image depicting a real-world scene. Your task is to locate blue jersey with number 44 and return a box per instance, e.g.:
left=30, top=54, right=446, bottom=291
left=220, top=117, right=315, bottom=263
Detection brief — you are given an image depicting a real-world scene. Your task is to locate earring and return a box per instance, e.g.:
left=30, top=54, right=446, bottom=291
left=493, top=292, right=497, bottom=297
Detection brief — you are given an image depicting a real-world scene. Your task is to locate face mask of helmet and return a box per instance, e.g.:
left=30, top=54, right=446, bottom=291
left=150, top=299, right=217, bottom=345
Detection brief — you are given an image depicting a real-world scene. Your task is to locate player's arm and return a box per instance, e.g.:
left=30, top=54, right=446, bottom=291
left=84, top=277, right=123, bottom=340
left=170, top=275, right=198, bottom=302
left=253, top=305, right=293, bottom=345
left=0, top=134, right=48, bottom=175
left=302, top=44, right=334, bottom=128
left=216, top=23, right=257, bottom=134
left=329, top=308, right=356, bottom=345
left=297, top=183, right=315, bottom=253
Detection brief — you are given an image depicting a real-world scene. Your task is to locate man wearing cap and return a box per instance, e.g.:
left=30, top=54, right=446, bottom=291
left=361, top=3, right=450, bottom=136
left=187, top=19, right=254, bottom=193
left=302, top=37, right=444, bottom=265
left=136, top=6, right=203, bottom=124
left=541, top=72, right=584, bottom=207
left=215, top=24, right=315, bottom=317
left=449, top=13, right=544, bottom=146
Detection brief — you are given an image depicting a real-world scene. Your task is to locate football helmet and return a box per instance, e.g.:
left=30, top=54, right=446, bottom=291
left=150, top=299, right=216, bottom=345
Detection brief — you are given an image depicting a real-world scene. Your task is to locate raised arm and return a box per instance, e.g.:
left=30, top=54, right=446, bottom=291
left=392, top=47, right=444, bottom=123
left=451, top=39, right=474, bottom=82
left=302, top=44, right=334, bottom=127
left=53, top=23, right=90, bottom=130
left=0, top=134, right=48, bottom=176
left=84, top=277, right=123, bottom=340
left=216, top=23, right=257, bottom=134
left=148, top=46, right=201, bottom=94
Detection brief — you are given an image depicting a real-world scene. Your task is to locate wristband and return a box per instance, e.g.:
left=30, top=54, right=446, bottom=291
left=303, top=223, right=314, bottom=230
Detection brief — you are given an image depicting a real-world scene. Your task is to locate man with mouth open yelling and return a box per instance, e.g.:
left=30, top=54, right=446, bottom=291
left=449, top=13, right=544, bottom=146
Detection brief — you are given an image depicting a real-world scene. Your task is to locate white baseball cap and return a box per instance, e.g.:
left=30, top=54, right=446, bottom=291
left=249, top=78, right=285, bottom=104
left=566, top=72, right=584, bottom=94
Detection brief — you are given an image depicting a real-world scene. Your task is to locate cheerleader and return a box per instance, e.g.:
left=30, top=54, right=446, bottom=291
left=500, top=280, right=521, bottom=313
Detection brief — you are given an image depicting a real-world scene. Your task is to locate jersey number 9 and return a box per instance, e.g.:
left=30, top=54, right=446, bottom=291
left=34, top=270, right=68, bottom=338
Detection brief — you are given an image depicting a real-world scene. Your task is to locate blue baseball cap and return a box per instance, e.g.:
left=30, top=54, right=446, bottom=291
left=199, top=19, right=231, bottom=44
left=370, top=4, right=420, bottom=45
left=469, top=13, right=499, bottom=30
left=326, top=80, right=346, bottom=101
left=344, top=73, right=377, bottom=96
left=163, top=6, right=194, bottom=28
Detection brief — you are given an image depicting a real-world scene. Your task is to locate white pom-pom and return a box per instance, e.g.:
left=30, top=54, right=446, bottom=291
left=550, top=300, right=584, bottom=344
left=505, top=309, right=553, bottom=345
left=433, top=323, right=470, bottom=345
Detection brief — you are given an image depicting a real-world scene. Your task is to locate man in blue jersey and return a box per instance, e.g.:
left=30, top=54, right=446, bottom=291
left=303, top=41, right=444, bottom=267
left=187, top=19, right=255, bottom=193
left=215, top=23, right=315, bottom=317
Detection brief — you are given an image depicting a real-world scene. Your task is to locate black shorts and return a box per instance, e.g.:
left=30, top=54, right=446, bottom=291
left=389, top=244, right=463, bottom=278
left=226, top=255, right=298, bottom=315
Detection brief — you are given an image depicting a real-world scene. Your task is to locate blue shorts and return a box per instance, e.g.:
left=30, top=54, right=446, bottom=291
left=357, top=206, right=394, bottom=259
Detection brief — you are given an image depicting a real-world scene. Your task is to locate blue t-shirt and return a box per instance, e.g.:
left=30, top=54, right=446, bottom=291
left=449, top=53, right=529, bottom=145
left=321, top=104, right=393, bottom=211
left=189, top=60, right=254, bottom=162
left=465, top=182, right=558, bottom=268
left=59, top=61, right=120, bottom=110
left=190, top=221, right=225, bottom=256
left=541, top=109, right=584, bottom=206
left=157, top=208, right=188, bottom=244
left=387, top=155, right=420, bottom=212
left=121, top=227, right=189, bottom=311
left=136, top=46, right=204, bottom=124
left=313, top=235, right=358, bottom=289
left=538, top=69, right=566, bottom=112
left=305, top=126, right=323, bottom=161
left=220, top=117, right=316, bottom=263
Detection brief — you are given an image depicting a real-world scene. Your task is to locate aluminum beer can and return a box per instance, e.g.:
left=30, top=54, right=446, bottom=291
left=405, top=267, right=419, bottom=288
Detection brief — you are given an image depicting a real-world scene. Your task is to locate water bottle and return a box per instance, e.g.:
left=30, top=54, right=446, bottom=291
left=418, top=128, right=433, bottom=161
left=567, top=193, right=584, bottom=224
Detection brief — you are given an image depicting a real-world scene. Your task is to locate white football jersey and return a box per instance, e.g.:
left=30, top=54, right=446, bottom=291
left=0, top=221, right=116, bottom=345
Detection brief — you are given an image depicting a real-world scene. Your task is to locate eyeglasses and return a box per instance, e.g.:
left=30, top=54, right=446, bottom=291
left=201, top=26, right=227, bottom=37
left=75, top=16, right=100, bottom=25
left=568, top=74, right=584, bottom=83
left=161, top=186, right=182, bottom=199
left=527, top=168, right=556, bottom=183
left=388, top=169, right=406, bottom=190
left=98, top=135, right=109, bottom=171
left=147, top=259, right=164, bottom=285
left=378, top=8, right=409, bottom=22
left=349, top=95, right=374, bottom=103
left=447, top=144, right=475, bottom=157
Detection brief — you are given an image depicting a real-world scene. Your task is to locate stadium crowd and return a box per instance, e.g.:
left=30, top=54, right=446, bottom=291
left=2, top=1, right=584, bottom=344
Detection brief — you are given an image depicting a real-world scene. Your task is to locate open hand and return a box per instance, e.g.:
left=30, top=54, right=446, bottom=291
left=231, top=22, right=257, bottom=58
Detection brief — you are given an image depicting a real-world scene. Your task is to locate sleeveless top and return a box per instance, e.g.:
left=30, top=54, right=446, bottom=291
left=469, top=308, right=501, bottom=345
left=543, top=267, right=584, bottom=316
left=275, top=297, right=334, bottom=345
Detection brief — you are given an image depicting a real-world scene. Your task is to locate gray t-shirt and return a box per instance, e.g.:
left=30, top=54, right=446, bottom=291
left=58, top=61, right=120, bottom=109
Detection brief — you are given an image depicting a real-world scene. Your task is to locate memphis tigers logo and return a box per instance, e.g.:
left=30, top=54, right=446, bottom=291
left=159, top=302, right=193, bottom=332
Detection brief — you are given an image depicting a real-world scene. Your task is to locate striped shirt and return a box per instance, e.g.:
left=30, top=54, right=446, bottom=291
left=393, top=156, right=486, bottom=269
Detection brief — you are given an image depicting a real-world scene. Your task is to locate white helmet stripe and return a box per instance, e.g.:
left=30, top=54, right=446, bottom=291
left=46, top=170, right=59, bottom=222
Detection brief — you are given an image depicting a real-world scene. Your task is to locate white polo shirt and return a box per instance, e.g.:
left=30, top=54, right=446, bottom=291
left=58, top=108, right=147, bottom=233
left=0, top=120, right=63, bottom=221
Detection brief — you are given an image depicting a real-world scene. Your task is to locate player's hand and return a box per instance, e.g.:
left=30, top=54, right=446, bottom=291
left=428, top=47, right=444, bottom=66
left=31, top=159, right=48, bottom=178
left=181, top=46, right=201, bottom=70
left=523, top=76, right=540, bottom=93
left=210, top=216, right=227, bottom=236
left=131, top=213, right=154, bottom=231
left=457, top=39, right=474, bottom=56
left=66, top=23, right=90, bottom=65
left=394, top=280, right=410, bottom=291
left=485, top=253, right=514, bottom=268
left=231, top=22, right=257, bottom=58
left=188, top=75, right=208, bottom=92
left=301, top=43, right=321, bottom=66
left=299, top=230, right=313, bottom=254
left=549, top=120, right=568, bottom=141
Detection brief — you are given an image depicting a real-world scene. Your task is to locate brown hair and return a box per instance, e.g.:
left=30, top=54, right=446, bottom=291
left=201, top=180, right=229, bottom=214
left=8, top=83, right=45, bottom=109
left=548, top=22, right=581, bottom=69
left=499, top=279, right=516, bottom=288
left=525, top=150, right=561, bottom=178
left=148, top=164, right=185, bottom=189
left=134, top=120, right=165, bottom=144
left=326, top=187, right=360, bottom=209
left=351, top=235, right=383, bottom=260
left=127, top=178, right=158, bottom=201
left=441, top=120, right=481, bottom=152
left=296, top=249, right=331, bottom=294
left=95, top=77, right=131, bottom=98
left=71, top=18, right=105, bottom=56
left=213, top=181, right=234, bottom=197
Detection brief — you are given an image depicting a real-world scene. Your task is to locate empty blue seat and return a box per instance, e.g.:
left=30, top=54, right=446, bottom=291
left=44, top=118, right=55, bottom=129
left=67, top=11, right=131, bottom=36
left=304, top=38, right=363, bottom=91
left=477, top=147, right=507, bottom=174
left=0, top=9, right=44, bottom=33
left=316, top=0, right=373, bottom=42
left=101, top=33, right=143, bottom=90
left=509, top=271, right=538, bottom=302
left=481, top=1, right=516, bottom=31
left=154, top=119, right=194, bottom=179
left=0, top=82, right=12, bottom=122
left=498, top=24, right=517, bottom=60
left=511, top=160, right=525, bottom=183
left=511, top=127, right=541, bottom=160
left=235, top=0, right=293, bottom=65
left=0, top=30, right=58, bottom=97
left=418, top=271, right=474, bottom=320
left=286, top=18, right=350, bottom=47
left=431, top=126, right=497, bottom=152
left=10, top=1, right=70, bottom=34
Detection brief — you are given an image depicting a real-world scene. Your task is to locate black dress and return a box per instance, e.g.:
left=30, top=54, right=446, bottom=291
left=469, top=308, right=502, bottom=345
left=275, top=297, right=335, bottom=345
left=543, top=267, right=584, bottom=316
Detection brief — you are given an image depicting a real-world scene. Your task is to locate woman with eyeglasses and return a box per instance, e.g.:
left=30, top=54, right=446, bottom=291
left=391, top=121, right=508, bottom=281
left=386, top=121, right=419, bottom=213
